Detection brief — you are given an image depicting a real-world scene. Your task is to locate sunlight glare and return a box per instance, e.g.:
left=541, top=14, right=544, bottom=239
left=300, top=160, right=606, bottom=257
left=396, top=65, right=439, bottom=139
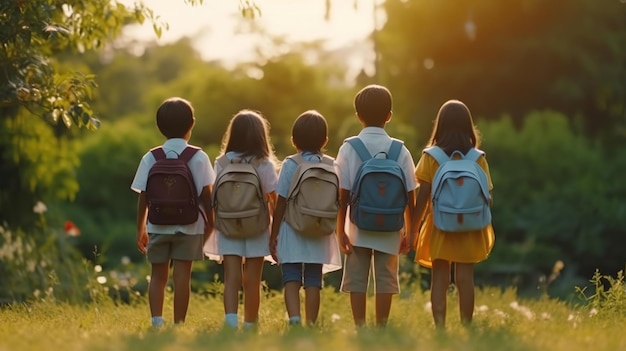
left=119, top=0, right=375, bottom=69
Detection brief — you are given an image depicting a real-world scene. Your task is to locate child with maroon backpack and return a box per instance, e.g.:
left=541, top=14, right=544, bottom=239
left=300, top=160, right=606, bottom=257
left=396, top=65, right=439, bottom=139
left=131, top=97, right=215, bottom=328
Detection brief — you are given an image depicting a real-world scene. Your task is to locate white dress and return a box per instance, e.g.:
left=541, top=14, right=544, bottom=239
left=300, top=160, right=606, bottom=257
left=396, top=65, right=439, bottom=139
left=274, top=152, right=342, bottom=273
left=203, top=152, right=278, bottom=260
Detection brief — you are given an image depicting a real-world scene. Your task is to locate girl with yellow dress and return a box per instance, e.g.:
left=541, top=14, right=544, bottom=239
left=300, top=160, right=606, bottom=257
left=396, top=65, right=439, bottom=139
left=410, top=99, right=495, bottom=329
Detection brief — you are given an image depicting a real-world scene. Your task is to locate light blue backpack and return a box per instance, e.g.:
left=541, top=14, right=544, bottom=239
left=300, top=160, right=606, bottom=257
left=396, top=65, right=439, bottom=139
left=424, top=146, right=491, bottom=232
left=346, top=137, right=408, bottom=232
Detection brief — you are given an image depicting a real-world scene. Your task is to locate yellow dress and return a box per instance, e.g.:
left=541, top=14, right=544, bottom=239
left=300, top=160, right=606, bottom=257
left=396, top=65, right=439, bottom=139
left=414, top=152, right=495, bottom=268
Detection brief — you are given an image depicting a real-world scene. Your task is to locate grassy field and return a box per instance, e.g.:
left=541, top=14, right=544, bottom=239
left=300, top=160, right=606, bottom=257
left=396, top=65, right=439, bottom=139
left=1, top=279, right=625, bottom=351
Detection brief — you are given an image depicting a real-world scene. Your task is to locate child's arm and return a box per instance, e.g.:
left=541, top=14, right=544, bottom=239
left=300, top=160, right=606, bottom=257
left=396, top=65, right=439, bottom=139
left=410, top=181, right=431, bottom=249
left=136, top=192, right=149, bottom=254
left=267, top=191, right=277, bottom=215
left=399, top=189, right=416, bottom=254
left=269, top=195, right=286, bottom=263
left=199, top=185, right=214, bottom=243
left=336, top=188, right=353, bottom=254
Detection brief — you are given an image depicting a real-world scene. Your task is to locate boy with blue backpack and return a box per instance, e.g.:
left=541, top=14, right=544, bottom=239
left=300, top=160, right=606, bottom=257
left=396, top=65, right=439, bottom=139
left=335, top=84, right=417, bottom=327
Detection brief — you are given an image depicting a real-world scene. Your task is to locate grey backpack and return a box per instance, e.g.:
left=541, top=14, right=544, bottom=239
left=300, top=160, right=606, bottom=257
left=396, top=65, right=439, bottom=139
left=284, top=154, right=339, bottom=237
left=212, top=155, right=269, bottom=238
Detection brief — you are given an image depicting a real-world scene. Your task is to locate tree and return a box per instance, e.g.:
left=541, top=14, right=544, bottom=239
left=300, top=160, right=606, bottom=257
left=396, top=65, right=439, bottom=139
left=0, top=0, right=181, bottom=229
left=0, top=0, right=269, bottom=229
left=479, top=111, right=626, bottom=294
left=376, top=0, right=626, bottom=141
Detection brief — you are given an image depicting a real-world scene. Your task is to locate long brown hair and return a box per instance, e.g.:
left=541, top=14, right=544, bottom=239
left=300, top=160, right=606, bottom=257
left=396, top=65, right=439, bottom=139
left=220, top=109, right=277, bottom=161
left=427, top=100, right=481, bottom=155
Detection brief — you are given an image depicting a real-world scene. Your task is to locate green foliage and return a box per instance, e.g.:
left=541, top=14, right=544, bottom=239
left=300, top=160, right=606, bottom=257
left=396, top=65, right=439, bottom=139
left=0, top=111, right=80, bottom=228
left=378, top=0, right=626, bottom=140
left=0, top=0, right=165, bottom=230
left=0, top=223, right=89, bottom=303
left=479, top=111, right=626, bottom=294
left=576, top=269, right=626, bottom=316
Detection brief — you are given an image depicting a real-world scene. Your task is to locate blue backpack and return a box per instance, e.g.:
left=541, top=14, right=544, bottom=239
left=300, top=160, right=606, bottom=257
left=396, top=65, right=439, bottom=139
left=424, top=146, right=491, bottom=232
left=346, top=137, right=408, bottom=232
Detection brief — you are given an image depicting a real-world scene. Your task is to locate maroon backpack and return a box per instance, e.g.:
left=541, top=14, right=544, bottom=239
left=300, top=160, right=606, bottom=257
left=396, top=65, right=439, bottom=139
left=145, top=146, right=201, bottom=225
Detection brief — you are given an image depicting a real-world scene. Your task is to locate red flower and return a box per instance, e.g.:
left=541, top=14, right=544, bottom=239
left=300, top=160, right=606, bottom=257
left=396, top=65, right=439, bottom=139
left=64, top=220, right=80, bottom=237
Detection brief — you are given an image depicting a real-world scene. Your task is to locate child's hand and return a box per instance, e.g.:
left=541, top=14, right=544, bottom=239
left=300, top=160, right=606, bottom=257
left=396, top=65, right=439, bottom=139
left=137, top=229, right=148, bottom=254
left=399, top=235, right=410, bottom=254
left=269, top=235, right=278, bottom=263
left=337, top=233, right=352, bottom=254
left=203, top=227, right=213, bottom=244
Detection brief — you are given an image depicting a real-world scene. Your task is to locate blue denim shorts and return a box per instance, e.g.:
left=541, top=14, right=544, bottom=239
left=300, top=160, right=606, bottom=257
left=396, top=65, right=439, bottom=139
left=281, top=263, right=323, bottom=288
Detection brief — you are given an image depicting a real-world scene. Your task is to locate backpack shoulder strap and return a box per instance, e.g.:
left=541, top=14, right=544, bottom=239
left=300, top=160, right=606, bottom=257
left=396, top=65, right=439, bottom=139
left=387, top=138, right=403, bottom=161
left=150, top=147, right=166, bottom=161
left=424, top=146, right=450, bottom=165
left=179, top=146, right=201, bottom=162
left=287, top=153, right=304, bottom=165
left=289, top=153, right=334, bottom=166
left=216, top=154, right=230, bottom=168
left=320, top=155, right=334, bottom=166
left=345, top=136, right=371, bottom=162
left=465, top=148, right=484, bottom=162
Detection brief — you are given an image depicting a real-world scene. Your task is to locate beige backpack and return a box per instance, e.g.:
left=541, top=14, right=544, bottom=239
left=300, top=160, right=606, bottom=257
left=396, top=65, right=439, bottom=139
left=213, top=155, right=269, bottom=238
left=284, top=154, right=339, bottom=237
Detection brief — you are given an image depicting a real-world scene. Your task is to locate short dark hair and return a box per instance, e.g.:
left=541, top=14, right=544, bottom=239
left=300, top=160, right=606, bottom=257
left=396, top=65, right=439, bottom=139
left=292, top=110, right=328, bottom=153
left=156, top=97, right=195, bottom=139
left=353, top=84, right=392, bottom=127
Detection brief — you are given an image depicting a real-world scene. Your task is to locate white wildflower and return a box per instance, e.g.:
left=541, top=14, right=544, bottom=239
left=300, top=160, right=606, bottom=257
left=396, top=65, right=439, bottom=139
left=96, top=276, right=107, bottom=284
left=331, top=313, right=341, bottom=323
left=476, top=305, right=489, bottom=313
left=589, top=308, right=598, bottom=317
left=510, top=301, right=534, bottom=320
left=33, top=201, right=47, bottom=214
left=94, top=265, right=102, bottom=273
left=424, top=301, right=432, bottom=312
left=493, top=309, right=508, bottom=319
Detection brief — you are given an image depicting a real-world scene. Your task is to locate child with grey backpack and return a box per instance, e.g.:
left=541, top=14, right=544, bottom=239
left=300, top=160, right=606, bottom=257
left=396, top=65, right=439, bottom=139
left=269, top=110, right=342, bottom=327
left=204, top=109, right=278, bottom=330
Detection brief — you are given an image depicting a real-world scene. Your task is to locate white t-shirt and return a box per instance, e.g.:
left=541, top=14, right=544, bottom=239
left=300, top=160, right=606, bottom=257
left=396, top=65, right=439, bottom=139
left=130, top=138, right=215, bottom=235
left=274, top=152, right=342, bottom=273
left=203, top=152, right=278, bottom=259
left=334, top=127, right=418, bottom=254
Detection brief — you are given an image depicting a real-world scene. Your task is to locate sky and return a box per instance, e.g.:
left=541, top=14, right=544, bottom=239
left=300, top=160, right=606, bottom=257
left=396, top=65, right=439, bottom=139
left=120, top=0, right=380, bottom=70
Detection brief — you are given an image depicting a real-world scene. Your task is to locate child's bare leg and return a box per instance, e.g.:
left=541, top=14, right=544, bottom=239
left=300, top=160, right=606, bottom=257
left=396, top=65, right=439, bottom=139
left=375, top=293, right=393, bottom=326
left=431, top=259, right=451, bottom=329
left=149, top=262, right=169, bottom=318
left=284, top=281, right=302, bottom=320
left=223, top=255, right=243, bottom=315
left=350, top=292, right=367, bottom=326
left=242, top=257, right=264, bottom=324
left=304, top=286, right=320, bottom=325
left=455, top=262, right=475, bottom=325
left=172, top=259, right=193, bottom=323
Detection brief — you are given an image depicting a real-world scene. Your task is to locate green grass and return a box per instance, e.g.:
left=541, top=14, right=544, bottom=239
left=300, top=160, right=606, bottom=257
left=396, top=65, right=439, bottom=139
left=1, top=283, right=625, bottom=351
